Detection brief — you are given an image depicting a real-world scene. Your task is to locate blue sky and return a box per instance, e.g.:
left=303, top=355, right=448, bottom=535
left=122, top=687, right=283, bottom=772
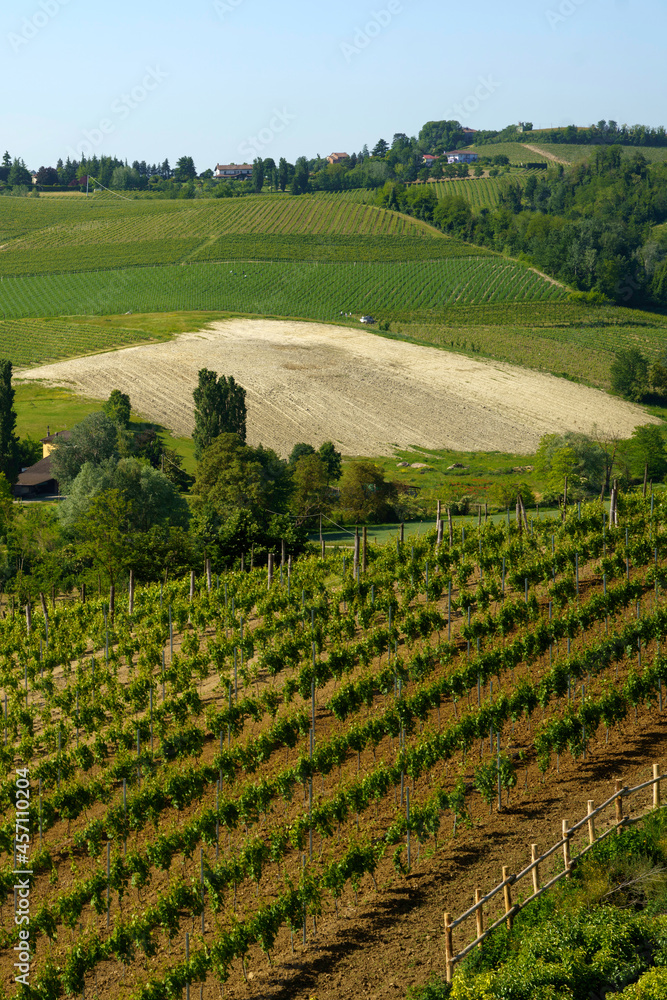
left=2, top=0, right=665, bottom=171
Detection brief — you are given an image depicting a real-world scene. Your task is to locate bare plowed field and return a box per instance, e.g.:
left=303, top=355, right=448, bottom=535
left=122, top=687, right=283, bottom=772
left=18, top=318, right=656, bottom=455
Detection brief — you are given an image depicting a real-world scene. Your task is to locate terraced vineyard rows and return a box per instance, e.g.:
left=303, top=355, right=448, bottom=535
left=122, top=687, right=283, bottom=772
left=428, top=178, right=504, bottom=208
left=0, top=258, right=566, bottom=325
left=1, top=494, right=667, bottom=998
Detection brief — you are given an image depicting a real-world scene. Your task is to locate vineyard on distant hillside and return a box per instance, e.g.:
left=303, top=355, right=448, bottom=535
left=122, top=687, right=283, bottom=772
left=1, top=494, right=667, bottom=998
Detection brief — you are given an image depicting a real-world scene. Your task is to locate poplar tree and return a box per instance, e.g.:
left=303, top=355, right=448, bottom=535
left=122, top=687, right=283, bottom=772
left=0, top=359, right=20, bottom=481
left=193, top=370, right=247, bottom=459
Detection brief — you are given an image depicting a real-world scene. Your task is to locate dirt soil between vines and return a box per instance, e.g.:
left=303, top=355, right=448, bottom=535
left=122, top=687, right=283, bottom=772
left=17, top=318, right=655, bottom=456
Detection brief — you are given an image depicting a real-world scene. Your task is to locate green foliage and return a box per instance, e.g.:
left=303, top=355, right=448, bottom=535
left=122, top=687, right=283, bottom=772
left=103, top=389, right=131, bottom=428
left=536, top=432, right=606, bottom=497
left=0, top=358, right=19, bottom=481
left=338, top=461, right=398, bottom=523
left=611, top=348, right=650, bottom=401
left=49, top=411, right=118, bottom=492
left=629, top=425, right=667, bottom=481
left=58, top=457, right=189, bottom=532
left=193, top=369, right=247, bottom=459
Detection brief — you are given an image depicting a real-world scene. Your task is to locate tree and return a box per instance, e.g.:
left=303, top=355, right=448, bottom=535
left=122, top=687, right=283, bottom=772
left=290, top=157, right=310, bottom=195
left=49, top=412, right=118, bottom=492
left=535, top=432, right=605, bottom=496
left=8, top=159, right=32, bottom=187
left=36, top=166, right=58, bottom=186
left=75, top=488, right=134, bottom=587
left=317, top=441, right=342, bottom=483
left=278, top=157, right=290, bottom=192
left=59, top=457, right=189, bottom=533
left=338, top=462, right=397, bottom=522
left=0, top=360, right=20, bottom=482
left=251, top=157, right=265, bottom=193
left=174, top=156, right=196, bottom=182
left=290, top=453, right=330, bottom=522
left=628, top=425, right=667, bottom=481
left=288, top=443, right=315, bottom=467
left=103, top=389, right=131, bottom=428
left=192, top=433, right=291, bottom=518
left=610, top=348, right=650, bottom=402
left=372, top=139, right=389, bottom=158
left=193, top=370, right=247, bottom=459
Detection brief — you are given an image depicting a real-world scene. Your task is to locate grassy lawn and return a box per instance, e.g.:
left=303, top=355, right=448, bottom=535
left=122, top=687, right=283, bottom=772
left=14, top=382, right=197, bottom=473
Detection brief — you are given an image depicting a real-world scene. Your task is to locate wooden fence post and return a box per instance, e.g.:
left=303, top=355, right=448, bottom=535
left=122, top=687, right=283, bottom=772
left=128, top=569, right=134, bottom=615
left=474, top=888, right=483, bottom=946
left=267, top=553, right=273, bottom=589
left=281, top=540, right=286, bottom=567
left=654, top=764, right=661, bottom=809
left=444, top=912, right=453, bottom=983
left=587, top=800, right=596, bottom=845
left=502, top=866, right=513, bottom=929
left=562, top=820, right=571, bottom=875
left=531, top=844, right=539, bottom=894
left=205, top=558, right=212, bottom=593
left=615, top=779, right=623, bottom=832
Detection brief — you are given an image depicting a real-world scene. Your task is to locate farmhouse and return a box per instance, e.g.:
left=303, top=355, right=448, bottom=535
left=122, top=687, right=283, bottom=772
left=214, top=164, right=253, bottom=180
left=327, top=152, right=349, bottom=165
left=446, top=150, right=478, bottom=164
left=422, top=153, right=438, bottom=165
left=12, top=428, right=70, bottom=500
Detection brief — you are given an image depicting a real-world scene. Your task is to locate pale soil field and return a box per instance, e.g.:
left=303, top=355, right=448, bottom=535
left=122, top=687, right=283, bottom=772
left=17, top=318, right=657, bottom=457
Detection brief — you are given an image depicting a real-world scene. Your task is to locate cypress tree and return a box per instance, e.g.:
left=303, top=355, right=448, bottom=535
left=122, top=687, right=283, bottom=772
left=0, top=359, right=20, bottom=481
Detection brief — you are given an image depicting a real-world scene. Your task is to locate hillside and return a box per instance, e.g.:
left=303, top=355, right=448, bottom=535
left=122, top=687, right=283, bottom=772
left=2, top=500, right=667, bottom=999
left=17, top=318, right=653, bottom=456
left=0, top=194, right=483, bottom=276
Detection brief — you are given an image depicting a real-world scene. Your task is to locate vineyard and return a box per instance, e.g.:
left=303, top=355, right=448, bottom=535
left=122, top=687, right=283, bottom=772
left=0, top=320, right=172, bottom=370
left=3, top=494, right=667, bottom=998
left=0, top=195, right=473, bottom=278
left=427, top=179, right=504, bottom=209
left=0, top=258, right=565, bottom=327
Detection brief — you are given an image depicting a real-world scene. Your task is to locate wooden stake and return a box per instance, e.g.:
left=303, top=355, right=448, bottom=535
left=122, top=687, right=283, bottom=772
left=502, top=866, right=513, bottom=929
left=654, top=763, right=661, bottom=809
left=448, top=507, right=453, bottom=547
left=353, top=527, right=360, bottom=577
left=587, top=800, right=596, bottom=845
left=615, top=779, right=623, bottom=832
left=362, top=526, right=368, bottom=573
left=562, top=820, right=571, bottom=875
left=189, top=570, right=195, bottom=603
left=444, top=912, right=453, bottom=983
left=205, top=558, right=212, bottom=593
left=531, top=844, right=539, bottom=895
left=400, top=522, right=404, bottom=544
left=109, top=585, right=115, bottom=624
left=25, top=603, right=32, bottom=636
left=267, top=553, right=273, bottom=588
left=474, top=888, right=483, bottom=946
